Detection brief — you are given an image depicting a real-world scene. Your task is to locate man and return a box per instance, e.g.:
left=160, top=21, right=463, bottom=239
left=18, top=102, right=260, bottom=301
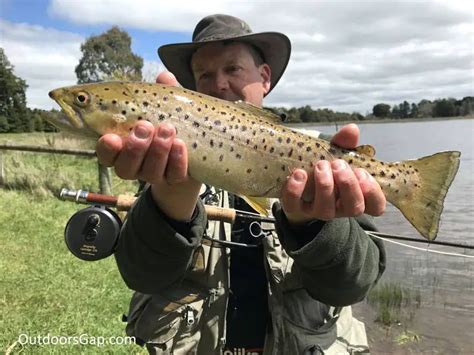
left=97, top=14, right=386, bottom=354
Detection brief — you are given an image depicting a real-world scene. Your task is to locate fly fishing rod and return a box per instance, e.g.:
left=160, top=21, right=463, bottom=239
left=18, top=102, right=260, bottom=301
left=58, top=188, right=474, bottom=261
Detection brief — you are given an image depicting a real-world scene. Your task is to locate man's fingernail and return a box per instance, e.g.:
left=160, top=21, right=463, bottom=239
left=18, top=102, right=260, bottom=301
left=134, top=125, right=150, bottom=139
left=316, top=160, right=330, bottom=172
left=158, top=126, right=172, bottom=139
left=292, top=171, right=305, bottom=182
left=333, top=160, right=347, bottom=171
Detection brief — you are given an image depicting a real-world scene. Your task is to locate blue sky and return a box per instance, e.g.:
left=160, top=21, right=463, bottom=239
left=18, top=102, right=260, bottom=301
left=1, top=0, right=190, bottom=62
left=1, top=0, right=472, bottom=113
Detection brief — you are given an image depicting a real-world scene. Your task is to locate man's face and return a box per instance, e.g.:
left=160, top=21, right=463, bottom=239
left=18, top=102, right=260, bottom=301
left=191, top=42, right=271, bottom=106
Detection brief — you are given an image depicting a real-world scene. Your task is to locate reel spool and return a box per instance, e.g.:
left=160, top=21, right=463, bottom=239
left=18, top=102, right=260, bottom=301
left=64, top=206, right=122, bottom=261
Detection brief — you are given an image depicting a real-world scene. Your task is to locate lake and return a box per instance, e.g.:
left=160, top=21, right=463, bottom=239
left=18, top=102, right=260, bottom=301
left=297, top=118, right=474, bottom=352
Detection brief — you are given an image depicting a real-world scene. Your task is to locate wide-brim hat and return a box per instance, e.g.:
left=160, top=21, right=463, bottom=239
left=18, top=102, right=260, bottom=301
left=158, top=14, right=291, bottom=95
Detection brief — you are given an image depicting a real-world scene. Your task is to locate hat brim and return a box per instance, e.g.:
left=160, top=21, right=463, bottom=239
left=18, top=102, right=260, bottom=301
left=158, top=32, right=291, bottom=95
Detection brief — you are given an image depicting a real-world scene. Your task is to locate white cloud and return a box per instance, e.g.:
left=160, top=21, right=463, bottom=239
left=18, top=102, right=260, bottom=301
left=0, top=20, right=83, bottom=109
left=3, top=0, right=474, bottom=113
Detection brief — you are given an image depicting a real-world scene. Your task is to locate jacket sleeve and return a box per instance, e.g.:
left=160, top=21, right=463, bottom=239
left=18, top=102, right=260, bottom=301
left=114, top=186, right=207, bottom=294
left=272, top=203, right=386, bottom=307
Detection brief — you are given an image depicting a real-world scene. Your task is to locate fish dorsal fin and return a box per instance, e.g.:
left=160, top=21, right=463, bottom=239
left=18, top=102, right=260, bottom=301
left=239, top=195, right=271, bottom=216
left=355, top=144, right=376, bottom=157
left=233, top=100, right=283, bottom=123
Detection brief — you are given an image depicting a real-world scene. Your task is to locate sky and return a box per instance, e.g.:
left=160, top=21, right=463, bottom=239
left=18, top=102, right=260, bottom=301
left=0, top=0, right=473, bottom=114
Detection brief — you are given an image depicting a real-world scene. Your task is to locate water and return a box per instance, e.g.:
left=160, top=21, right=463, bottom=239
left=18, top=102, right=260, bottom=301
left=298, top=119, right=474, bottom=347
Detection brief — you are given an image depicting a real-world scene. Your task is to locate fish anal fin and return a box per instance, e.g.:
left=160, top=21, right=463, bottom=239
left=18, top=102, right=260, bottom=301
left=355, top=144, right=376, bottom=157
left=239, top=195, right=271, bottom=216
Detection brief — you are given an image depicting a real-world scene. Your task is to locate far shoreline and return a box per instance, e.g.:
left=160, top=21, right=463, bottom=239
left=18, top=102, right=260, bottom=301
left=285, top=115, right=474, bottom=127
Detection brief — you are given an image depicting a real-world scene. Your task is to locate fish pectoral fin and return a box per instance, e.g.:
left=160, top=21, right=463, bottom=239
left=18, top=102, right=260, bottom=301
left=355, top=144, right=376, bottom=157
left=233, top=100, right=283, bottom=123
left=239, top=195, right=271, bottom=216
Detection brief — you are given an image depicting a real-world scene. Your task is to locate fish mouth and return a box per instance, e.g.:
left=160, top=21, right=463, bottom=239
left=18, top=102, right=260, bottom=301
left=48, top=89, right=84, bottom=129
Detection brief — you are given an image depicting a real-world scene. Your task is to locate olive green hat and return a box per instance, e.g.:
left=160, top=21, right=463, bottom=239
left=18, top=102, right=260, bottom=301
left=158, top=14, right=291, bottom=94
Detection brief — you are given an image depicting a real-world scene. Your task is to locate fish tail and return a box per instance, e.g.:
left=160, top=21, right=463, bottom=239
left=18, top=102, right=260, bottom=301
left=389, top=151, right=460, bottom=240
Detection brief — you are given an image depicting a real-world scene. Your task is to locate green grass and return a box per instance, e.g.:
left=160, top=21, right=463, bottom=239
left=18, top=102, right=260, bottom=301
left=366, top=282, right=421, bottom=327
left=0, top=133, right=145, bottom=354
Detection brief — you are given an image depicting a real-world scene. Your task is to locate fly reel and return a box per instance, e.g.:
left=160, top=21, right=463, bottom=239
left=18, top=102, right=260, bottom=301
left=64, top=205, right=122, bottom=261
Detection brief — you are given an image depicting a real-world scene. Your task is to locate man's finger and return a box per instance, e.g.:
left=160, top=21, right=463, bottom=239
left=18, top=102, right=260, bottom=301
left=331, top=123, right=359, bottom=149
left=96, top=134, right=123, bottom=167
left=354, top=168, right=386, bottom=216
left=312, top=160, right=336, bottom=220
left=156, top=71, right=179, bottom=86
left=332, top=160, right=365, bottom=217
left=139, top=123, right=176, bottom=183
left=165, top=139, right=189, bottom=185
left=114, top=122, right=154, bottom=179
left=280, top=170, right=307, bottom=217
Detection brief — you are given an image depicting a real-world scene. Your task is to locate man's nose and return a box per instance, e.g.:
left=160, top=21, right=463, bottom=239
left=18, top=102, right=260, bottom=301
left=214, top=72, right=230, bottom=91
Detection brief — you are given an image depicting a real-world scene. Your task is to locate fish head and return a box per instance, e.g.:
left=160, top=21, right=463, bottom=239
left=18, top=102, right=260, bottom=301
left=48, top=82, right=145, bottom=138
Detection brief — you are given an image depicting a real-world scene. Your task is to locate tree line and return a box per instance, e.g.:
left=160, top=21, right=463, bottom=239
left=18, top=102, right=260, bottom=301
left=1, top=27, right=472, bottom=133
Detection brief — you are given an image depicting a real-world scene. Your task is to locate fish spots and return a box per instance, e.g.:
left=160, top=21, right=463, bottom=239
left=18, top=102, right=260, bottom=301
left=159, top=114, right=165, bottom=120
left=315, top=142, right=321, bottom=148
left=306, top=146, right=312, bottom=152
left=121, top=110, right=127, bottom=115
left=329, top=148, right=337, bottom=154
left=210, top=139, right=214, bottom=147
left=192, top=142, right=198, bottom=149
left=297, top=142, right=304, bottom=148
left=214, top=120, right=221, bottom=126
left=236, top=153, right=242, bottom=159
left=348, top=159, right=354, bottom=165
left=278, top=137, right=283, bottom=143
left=184, top=114, right=189, bottom=120
left=246, top=168, right=252, bottom=174
left=288, top=148, right=293, bottom=157
left=264, top=165, right=268, bottom=170
left=163, top=96, right=168, bottom=101
left=176, top=107, right=182, bottom=113
left=380, top=171, right=386, bottom=177
left=269, top=147, right=275, bottom=153
left=202, top=156, right=207, bottom=161
left=112, top=100, right=117, bottom=104
left=281, top=165, right=286, bottom=171
left=287, top=138, right=291, bottom=144
left=219, top=155, right=224, bottom=162
left=320, top=155, right=326, bottom=160
left=193, top=121, right=200, bottom=128
left=391, top=174, right=396, bottom=179
left=225, top=168, right=230, bottom=173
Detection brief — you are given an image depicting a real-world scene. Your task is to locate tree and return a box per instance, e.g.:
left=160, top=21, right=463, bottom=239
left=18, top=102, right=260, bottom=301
left=400, top=101, right=410, bottom=118
left=0, top=48, right=31, bottom=132
left=373, top=103, right=391, bottom=118
left=417, top=99, right=434, bottom=118
left=433, top=98, right=457, bottom=117
left=75, top=27, right=143, bottom=83
left=409, top=103, right=419, bottom=118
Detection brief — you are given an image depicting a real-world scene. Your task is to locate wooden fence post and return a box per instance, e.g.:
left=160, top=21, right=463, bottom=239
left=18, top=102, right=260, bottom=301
left=0, top=152, right=4, bottom=186
left=98, top=163, right=112, bottom=195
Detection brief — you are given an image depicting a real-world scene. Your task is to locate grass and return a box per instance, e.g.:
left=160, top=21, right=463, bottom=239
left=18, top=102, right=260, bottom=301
left=0, top=133, right=144, bottom=354
left=366, top=281, right=421, bottom=327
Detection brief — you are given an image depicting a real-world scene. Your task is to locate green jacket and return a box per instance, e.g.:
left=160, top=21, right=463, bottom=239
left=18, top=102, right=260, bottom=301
left=115, top=186, right=385, bottom=354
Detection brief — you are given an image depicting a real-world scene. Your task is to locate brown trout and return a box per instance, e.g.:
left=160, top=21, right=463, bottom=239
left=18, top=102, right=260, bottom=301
left=48, top=82, right=460, bottom=240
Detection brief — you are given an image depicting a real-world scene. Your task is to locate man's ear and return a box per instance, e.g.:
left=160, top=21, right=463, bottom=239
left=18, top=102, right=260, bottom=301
left=260, top=64, right=272, bottom=95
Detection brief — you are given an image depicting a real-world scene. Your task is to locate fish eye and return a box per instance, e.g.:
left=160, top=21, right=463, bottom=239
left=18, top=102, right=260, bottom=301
left=75, top=92, right=90, bottom=106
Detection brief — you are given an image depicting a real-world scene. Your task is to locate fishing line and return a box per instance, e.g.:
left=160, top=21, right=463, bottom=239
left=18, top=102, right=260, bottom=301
left=231, top=208, right=474, bottom=250
left=367, top=232, right=474, bottom=259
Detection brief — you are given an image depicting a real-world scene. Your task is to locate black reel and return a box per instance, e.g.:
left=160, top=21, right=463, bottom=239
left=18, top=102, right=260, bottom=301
left=64, top=206, right=122, bottom=261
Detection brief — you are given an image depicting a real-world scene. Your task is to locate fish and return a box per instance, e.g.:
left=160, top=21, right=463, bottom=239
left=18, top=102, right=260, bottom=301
left=48, top=81, right=461, bottom=240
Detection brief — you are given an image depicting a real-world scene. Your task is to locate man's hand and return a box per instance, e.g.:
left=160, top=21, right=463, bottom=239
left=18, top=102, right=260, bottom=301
left=95, top=72, right=202, bottom=221
left=280, top=123, right=386, bottom=225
